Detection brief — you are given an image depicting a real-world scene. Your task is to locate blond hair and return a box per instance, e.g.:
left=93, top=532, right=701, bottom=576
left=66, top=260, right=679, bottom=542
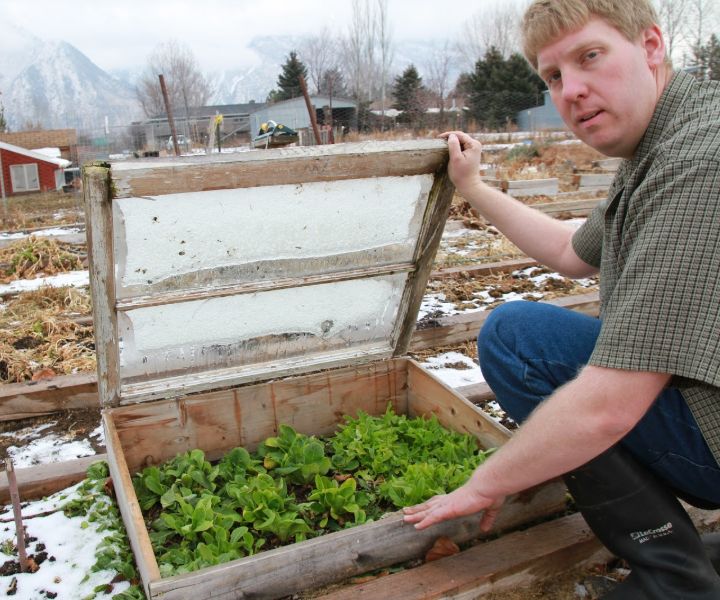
left=522, top=0, right=663, bottom=69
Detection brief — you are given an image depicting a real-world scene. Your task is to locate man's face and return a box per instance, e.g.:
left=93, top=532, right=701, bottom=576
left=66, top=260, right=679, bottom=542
left=537, top=18, right=666, bottom=158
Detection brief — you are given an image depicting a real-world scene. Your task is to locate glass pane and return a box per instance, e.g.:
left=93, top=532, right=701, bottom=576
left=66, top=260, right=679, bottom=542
left=113, top=175, right=432, bottom=298
left=117, top=273, right=407, bottom=383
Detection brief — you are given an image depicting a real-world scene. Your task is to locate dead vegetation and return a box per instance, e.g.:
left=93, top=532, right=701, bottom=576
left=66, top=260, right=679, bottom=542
left=0, top=191, right=84, bottom=230
left=0, top=286, right=94, bottom=383
left=0, top=236, right=86, bottom=281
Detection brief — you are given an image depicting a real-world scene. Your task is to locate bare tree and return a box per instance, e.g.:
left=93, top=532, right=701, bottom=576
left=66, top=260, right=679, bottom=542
left=424, top=42, right=453, bottom=128
left=456, top=2, right=523, bottom=70
left=686, top=0, right=718, bottom=51
left=341, top=0, right=394, bottom=102
left=136, top=41, right=213, bottom=141
left=376, top=0, right=394, bottom=120
left=300, top=28, right=339, bottom=94
left=656, top=0, right=690, bottom=62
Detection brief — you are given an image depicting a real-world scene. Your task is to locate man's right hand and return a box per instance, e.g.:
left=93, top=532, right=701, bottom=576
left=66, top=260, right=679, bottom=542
left=439, top=131, right=485, bottom=197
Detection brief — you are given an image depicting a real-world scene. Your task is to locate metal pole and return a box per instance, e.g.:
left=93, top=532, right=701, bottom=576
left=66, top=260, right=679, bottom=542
left=0, top=146, right=7, bottom=224
left=298, top=74, right=323, bottom=146
left=159, top=74, right=180, bottom=156
left=6, top=459, right=29, bottom=572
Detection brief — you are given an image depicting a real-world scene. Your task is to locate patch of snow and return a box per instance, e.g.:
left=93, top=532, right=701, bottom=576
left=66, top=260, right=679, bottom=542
left=0, top=270, right=89, bottom=295
left=7, top=436, right=96, bottom=468
left=417, top=293, right=462, bottom=320
left=89, top=424, right=105, bottom=445
left=0, top=421, right=56, bottom=441
left=419, top=351, right=486, bottom=388
left=0, top=485, right=131, bottom=600
left=0, top=227, right=83, bottom=241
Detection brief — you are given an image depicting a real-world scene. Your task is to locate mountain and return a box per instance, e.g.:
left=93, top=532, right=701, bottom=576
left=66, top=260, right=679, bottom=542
left=209, top=36, right=308, bottom=104
left=0, top=28, right=463, bottom=134
left=2, top=40, right=142, bottom=132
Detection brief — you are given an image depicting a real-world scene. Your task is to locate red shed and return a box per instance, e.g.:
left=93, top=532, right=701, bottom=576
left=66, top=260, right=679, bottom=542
left=0, top=140, right=71, bottom=197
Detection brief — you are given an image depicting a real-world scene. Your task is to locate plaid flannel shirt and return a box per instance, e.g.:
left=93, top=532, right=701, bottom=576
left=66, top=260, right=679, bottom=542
left=572, top=71, right=720, bottom=462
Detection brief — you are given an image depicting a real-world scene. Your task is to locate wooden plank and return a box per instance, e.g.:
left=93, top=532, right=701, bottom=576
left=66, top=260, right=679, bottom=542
left=115, top=263, right=415, bottom=311
left=317, top=507, right=720, bottom=600
left=103, top=412, right=161, bottom=597
left=395, top=169, right=455, bottom=354
left=485, top=178, right=560, bottom=197
left=531, top=197, right=601, bottom=218
left=507, top=178, right=559, bottom=197
left=149, top=490, right=566, bottom=600
left=108, top=360, right=410, bottom=474
left=111, top=140, right=449, bottom=198
left=431, top=258, right=538, bottom=280
left=409, top=291, right=600, bottom=352
left=315, top=512, right=610, bottom=600
left=406, top=360, right=510, bottom=449
left=592, top=157, right=622, bottom=172
left=0, top=453, right=107, bottom=505
left=453, top=381, right=494, bottom=404
left=0, top=373, right=98, bottom=421
left=83, top=164, right=120, bottom=408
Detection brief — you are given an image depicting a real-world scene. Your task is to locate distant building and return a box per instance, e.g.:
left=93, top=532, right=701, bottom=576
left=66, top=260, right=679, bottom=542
left=0, top=129, right=78, bottom=165
left=249, top=96, right=358, bottom=140
left=133, top=97, right=358, bottom=150
left=0, top=140, right=71, bottom=197
left=132, top=102, right=266, bottom=150
left=516, top=91, right=567, bottom=131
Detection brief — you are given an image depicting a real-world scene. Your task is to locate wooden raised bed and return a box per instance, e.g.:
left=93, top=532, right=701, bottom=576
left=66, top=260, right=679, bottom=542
left=83, top=141, right=566, bottom=599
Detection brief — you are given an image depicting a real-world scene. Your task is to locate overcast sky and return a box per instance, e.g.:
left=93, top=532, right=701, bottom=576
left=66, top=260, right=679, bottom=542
left=2, top=0, right=512, bottom=73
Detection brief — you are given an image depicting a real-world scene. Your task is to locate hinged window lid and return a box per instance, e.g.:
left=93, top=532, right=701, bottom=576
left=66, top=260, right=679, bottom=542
left=84, top=140, right=453, bottom=407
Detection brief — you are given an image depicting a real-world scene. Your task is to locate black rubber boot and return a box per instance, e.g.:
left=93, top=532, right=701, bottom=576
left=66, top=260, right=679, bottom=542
left=564, top=445, right=720, bottom=599
left=701, top=532, right=720, bottom=574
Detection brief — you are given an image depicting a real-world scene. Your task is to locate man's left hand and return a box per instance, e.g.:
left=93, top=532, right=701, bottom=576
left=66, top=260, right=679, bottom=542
left=402, top=484, right=505, bottom=531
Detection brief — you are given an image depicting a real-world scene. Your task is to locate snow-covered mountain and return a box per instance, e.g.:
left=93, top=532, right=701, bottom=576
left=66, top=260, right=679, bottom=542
left=209, top=36, right=310, bottom=104
left=2, top=39, right=142, bottom=132
left=0, top=26, right=463, bottom=133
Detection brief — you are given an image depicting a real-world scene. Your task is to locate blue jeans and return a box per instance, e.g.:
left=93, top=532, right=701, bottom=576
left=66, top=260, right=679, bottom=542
left=477, top=300, right=720, bottom=506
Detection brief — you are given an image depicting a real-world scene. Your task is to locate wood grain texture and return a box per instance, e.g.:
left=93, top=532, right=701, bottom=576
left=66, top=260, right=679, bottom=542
left=394, top=169, right=455, bottom=354
left=83, top=164, right=121, bottom=408
left=103, top=412, right=161, bottom=597
left=111, top=140, right=449, bottom=198
left=314, top=512, right=610, bottom=600
left=0, top=373, right=98, bottom=421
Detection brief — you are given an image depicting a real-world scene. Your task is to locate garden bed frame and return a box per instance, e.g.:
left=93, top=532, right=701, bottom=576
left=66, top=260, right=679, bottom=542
left=81, top=141, right=568, bottom=599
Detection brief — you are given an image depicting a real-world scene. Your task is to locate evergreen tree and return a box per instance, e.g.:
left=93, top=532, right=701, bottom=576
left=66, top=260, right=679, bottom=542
left=694, top=34, right=720, bottom=81
left=275, top=51, right=309, bottom=101
left=0, top=90, right=6, bottom=132
left=392, top=64, right=426, bottom=125
left=463, top=47, right=545, bottom=129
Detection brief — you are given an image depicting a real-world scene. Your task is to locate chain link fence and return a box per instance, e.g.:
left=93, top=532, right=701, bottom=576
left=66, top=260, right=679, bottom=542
left=67, top=95, right=564, bottom=167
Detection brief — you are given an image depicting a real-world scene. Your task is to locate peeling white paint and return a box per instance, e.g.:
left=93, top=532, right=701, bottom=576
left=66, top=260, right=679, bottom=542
left=115, top=175, right=432, bottom=289
left=119, top=273, right=406, bottom=378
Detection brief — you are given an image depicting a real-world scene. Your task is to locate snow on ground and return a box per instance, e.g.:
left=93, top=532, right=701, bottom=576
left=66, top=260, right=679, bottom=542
left=0, top=481, right=132, bottom=600
left=417, top=351, right=485, bottom=388
left=0, top=270, right=89, bottom=295
left=0, top=227, right=84, bottom=242
left=1, top=421, right=103, bottom=468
